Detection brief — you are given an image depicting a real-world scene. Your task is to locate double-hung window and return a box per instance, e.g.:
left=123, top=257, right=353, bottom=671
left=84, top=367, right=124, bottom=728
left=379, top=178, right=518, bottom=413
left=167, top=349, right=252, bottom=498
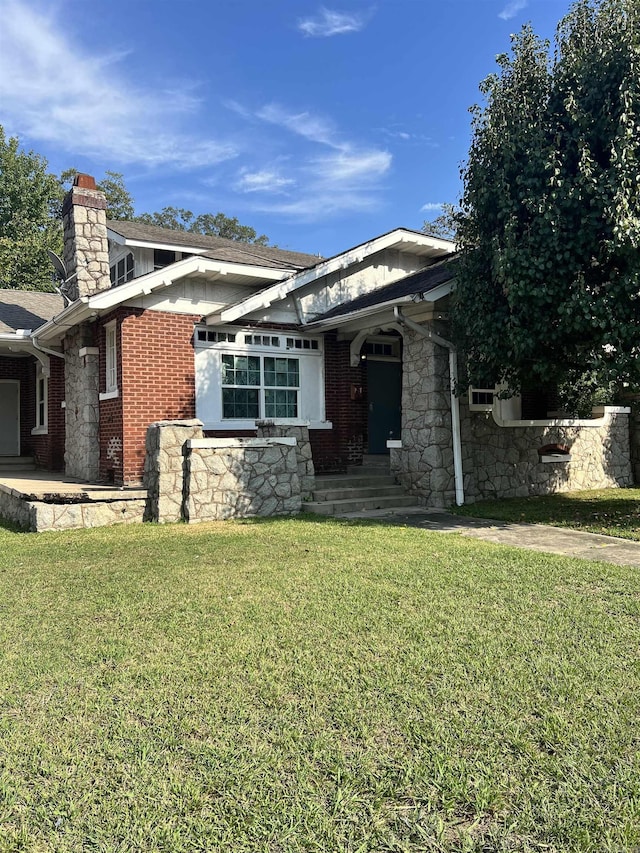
left=221, top=354, right=300, bottom=420
left=105, top=322, right=118, bottom=394
left=32, top=366, right=48, bottom=434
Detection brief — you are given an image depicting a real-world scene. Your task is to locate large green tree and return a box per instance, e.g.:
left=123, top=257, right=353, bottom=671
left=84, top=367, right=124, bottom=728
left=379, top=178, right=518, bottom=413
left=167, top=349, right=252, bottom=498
left=452, top=0, right=640, bottom=406
left=0, top=127, right=62, bottom=291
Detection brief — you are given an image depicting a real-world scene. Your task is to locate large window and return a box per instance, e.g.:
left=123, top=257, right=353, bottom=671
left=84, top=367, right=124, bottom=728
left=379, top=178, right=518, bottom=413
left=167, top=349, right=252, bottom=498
left=221, top=354, right=299, bottom=420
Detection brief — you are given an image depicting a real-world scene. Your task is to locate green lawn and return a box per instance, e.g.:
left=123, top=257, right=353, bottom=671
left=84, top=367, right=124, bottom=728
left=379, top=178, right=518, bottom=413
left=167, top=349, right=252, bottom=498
left=452, top=488, right=640, bottom=541
left=1, top=517, right=639, bottom=852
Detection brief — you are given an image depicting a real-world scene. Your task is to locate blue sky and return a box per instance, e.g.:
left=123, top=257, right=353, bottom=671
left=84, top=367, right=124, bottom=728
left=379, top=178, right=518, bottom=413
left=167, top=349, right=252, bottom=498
left=1, top=0, right=572, bottom=257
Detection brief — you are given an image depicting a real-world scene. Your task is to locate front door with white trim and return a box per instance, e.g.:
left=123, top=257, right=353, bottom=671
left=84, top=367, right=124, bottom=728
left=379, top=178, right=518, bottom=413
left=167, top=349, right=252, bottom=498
left=0, top=381, right=20, bottom=456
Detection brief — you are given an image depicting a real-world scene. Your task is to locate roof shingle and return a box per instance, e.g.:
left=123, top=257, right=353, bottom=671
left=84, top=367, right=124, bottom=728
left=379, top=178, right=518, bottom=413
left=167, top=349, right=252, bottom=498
left=0, top=290, right=65, bottom=334
left=107, top=220, right=319, bottom=271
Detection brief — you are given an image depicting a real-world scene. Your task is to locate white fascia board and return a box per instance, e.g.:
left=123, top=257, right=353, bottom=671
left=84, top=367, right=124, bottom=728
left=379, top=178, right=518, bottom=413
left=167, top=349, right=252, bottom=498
left=88, top=257, right=292, bottom=311
left=219, top=228, right=453, bottom=323
left=303, top=279, right=453, bottom=331
left=32, top=297, right=93, bottom=344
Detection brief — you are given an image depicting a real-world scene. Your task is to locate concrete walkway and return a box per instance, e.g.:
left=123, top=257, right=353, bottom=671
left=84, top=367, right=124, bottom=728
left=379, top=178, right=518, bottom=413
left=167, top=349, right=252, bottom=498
left=339, top=507, right=640, bottom=567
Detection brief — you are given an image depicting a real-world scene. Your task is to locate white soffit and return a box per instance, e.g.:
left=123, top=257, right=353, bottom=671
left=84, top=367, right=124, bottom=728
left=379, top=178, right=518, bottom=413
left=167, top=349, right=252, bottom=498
left=219, top=229, right=454, bottom=324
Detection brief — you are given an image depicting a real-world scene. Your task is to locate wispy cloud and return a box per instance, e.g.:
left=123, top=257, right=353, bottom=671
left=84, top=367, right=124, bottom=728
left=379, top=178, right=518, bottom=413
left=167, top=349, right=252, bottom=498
left=420, top=202, right=445, bottom=212
left=0, top=0, right=238, bottom=169
left=298, top=7, right=368, bottom=37
left=232, top=102, right=392, bottom=220
left=498, top=0, right=528, bottom=20
left=235, top=168, right=295, bottom=194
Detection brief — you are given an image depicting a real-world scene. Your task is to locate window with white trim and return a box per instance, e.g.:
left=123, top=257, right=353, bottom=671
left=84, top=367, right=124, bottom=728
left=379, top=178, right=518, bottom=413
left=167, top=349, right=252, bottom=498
left=110, top=252, right=134, bottom=286
left=221, top=355, right=300, bottom=420
left=105, top=322, right=118, bottom=393
left=195, top=326, right=324, bottom=428
left=469, top=387, right=495, bottom=411
left=35, top=366, right=47, bottom=430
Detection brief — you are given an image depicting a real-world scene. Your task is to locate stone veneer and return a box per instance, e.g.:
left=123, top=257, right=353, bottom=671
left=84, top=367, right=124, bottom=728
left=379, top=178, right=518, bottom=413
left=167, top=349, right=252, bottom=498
left=184, top=438, right=301, bottom=522
left=391, top=326, right=632, bottom=507
left=0, top=483, right=144, bottom=532
left=64, top=325, right=100, bottom=481
left=62, top=177, right=110, bottom=302
left=144, top=419, right=306, bottom=523
left=256, top=420, right=315, bottom=499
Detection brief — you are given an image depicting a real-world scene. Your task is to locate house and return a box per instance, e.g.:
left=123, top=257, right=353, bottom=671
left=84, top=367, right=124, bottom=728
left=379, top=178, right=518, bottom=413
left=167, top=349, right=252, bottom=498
left=0, top=174, right=633, bottom=524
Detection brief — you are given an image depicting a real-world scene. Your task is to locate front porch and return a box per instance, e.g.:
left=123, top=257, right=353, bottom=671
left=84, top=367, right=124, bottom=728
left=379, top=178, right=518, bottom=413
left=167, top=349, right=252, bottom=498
left=0, top=465, right=146, bottom=532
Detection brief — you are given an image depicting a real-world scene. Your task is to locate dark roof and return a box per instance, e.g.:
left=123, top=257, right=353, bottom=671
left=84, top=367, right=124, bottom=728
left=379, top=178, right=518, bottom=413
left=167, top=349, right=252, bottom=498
left=107, top=220, right=319, bottom=271
left=0, top=289, right=65, bottom=334
left=311, top=256, right=457, bottom=322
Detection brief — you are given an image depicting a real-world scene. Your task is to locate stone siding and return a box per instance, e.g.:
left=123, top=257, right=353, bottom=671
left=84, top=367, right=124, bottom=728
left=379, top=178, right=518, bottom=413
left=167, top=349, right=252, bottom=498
left=144, top=420, right=304, bottom=523
left=62, top=182, right=110, bottom=301
left=460, top=403, right=632, bottom=502
left=0, top=483, right=144, bottom=532
left=64, top=325, right=100, bottom=481
left=143, top=420, right=203, bottom=523
left=256, top=420, right=315, bottom=498
left=392, top=327, right=632, bottom=507
left=393, top=331, right=455, bottom=507
left=185, top=439, right=301, bottom=522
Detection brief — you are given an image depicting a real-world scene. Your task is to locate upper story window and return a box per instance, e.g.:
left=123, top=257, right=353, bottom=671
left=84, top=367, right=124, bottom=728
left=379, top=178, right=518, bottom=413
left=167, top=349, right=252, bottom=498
left=110, top=253, right=134, bottom=287
left=154, top=249, right=178, bottom=270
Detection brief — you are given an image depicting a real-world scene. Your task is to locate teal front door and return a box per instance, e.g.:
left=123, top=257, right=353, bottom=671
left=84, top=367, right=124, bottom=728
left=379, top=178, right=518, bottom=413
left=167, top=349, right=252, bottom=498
left=367, top=360, right=401, bottom=453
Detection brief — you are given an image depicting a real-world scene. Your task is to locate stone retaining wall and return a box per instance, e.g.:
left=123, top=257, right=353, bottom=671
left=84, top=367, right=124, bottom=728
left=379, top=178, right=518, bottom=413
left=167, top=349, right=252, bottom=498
left=185, top=438, right=300, bottom=522
left=256, top=420, right=315, bottom=498
left=144, top=420, right=307, bottom=523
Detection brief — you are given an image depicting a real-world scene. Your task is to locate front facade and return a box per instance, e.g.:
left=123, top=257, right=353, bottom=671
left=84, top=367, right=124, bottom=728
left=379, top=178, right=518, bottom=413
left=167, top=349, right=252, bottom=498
left=0, top=174, right=634, bottom=516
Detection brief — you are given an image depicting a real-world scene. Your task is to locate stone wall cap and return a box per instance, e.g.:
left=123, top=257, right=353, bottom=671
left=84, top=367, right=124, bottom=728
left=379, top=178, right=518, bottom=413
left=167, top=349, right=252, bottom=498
left=187, top=437, right=297, bottom=449
left=255, top=419, right=311, bottom=427
left=151, top=418, right=204, bottom=428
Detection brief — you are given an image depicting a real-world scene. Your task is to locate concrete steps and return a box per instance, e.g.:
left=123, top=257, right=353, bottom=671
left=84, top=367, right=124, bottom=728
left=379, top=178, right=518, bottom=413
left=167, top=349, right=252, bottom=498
left=305, top=461, right=421, bottom=517
left=0, top=456, right=36, bottom=472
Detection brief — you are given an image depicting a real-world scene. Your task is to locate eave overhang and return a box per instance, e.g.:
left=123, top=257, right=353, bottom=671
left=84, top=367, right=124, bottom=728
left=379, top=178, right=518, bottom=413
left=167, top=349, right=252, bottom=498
left=217, top=228, right=454, bottom=324
left=35, top=256, right=293, bottom=344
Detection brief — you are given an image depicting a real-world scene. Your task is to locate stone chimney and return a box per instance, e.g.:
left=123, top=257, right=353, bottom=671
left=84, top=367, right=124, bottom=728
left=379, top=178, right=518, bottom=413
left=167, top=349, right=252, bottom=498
left=62, top=174, right=110, bottom=301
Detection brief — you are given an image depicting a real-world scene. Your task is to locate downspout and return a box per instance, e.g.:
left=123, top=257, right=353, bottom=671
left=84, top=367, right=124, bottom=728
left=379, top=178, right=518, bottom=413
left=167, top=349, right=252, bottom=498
left=32, top=334, right=66, bottom=361
left=394, top=306, right=464, bottom=506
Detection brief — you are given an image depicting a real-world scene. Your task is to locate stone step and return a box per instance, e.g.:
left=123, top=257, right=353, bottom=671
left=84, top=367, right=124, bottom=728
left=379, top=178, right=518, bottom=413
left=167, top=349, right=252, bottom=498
left=0, top=456, right=36, bottom=470
left=312, top=484, right=407, bottom=502
left=315, top=473, right=397, bottom=489
left=305, top=494, right=418, bottom=516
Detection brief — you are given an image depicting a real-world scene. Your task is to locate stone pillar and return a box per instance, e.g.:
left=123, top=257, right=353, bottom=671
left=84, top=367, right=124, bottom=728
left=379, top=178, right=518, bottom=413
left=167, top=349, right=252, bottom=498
left=256, top=420, right=315, bottom=499
left=396, top=329, right=455, bottom=507
left=64, top=325, right=100, bottom=481
left=62, top=174, right=110, bottom=301
left=144, top=419, right=204, bottom=523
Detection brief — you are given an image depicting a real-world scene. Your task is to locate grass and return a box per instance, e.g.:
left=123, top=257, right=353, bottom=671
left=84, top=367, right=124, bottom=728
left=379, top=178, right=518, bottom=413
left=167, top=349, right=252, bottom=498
left=0, top=516, right=639, bottom=851
left=452, top=488, right=640, bottom=541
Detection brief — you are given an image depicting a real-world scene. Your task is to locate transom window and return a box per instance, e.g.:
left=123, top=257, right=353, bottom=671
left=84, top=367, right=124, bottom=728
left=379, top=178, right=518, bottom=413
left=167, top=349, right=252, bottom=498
left=222, top=355, right=299, bottom=420
left=469, top=387, right=495, bottom=411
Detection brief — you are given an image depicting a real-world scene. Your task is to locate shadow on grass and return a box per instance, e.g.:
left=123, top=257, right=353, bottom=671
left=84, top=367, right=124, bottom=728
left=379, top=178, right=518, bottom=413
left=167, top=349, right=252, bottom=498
left=451, top=488, right=640, bottom=540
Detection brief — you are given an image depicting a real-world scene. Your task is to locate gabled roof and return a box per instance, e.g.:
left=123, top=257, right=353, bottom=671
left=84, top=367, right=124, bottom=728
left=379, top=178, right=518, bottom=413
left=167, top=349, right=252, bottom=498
left=311, top=256, right=457, bottom=323
left=107, top=220, right=319, bottom=271
left=218, top=228, right=455, bottom=323
left=0, top=289, right=65, bottom=334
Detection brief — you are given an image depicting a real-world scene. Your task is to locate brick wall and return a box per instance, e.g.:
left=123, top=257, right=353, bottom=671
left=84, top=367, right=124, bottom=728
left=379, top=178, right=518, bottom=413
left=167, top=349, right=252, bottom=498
left=117, top=309, right=200, bottom=485
left=310, top=332, right=367, bottom=473
left=31, top=355, right=65, bottom=470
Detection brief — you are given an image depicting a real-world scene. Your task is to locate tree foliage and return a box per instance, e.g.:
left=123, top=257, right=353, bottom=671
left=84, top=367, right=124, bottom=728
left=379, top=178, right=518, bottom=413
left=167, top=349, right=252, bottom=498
left=0, top=127, right=62, bottom=291
left=136, top=207, right=269, bottom=244
left=422, top=204, right=458, bottom=241
left=452, top=0, right=640, bottom=405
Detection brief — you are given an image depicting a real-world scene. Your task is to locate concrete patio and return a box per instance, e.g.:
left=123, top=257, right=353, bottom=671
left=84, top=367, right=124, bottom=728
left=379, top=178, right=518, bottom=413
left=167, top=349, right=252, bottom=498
left=0, top=466, right=146, bottom=531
